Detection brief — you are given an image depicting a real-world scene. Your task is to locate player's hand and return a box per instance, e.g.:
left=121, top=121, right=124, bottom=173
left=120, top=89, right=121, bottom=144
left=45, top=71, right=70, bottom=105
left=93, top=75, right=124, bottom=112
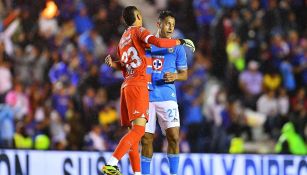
left=163, top=72, right=178, bottom=83
left=179, top=39, right=195, bottom=52
left=105, top=54, right=113, bottom=67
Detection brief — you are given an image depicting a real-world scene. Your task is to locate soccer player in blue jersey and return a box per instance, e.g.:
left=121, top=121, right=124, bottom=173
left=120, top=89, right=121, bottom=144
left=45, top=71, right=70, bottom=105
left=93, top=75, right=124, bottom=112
left=141, top=10, right=188, bottom=175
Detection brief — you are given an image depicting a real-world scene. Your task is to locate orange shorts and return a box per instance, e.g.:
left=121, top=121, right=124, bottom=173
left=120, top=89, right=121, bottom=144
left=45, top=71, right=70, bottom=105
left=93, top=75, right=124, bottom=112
left=120, top=85, right=149, bottom=127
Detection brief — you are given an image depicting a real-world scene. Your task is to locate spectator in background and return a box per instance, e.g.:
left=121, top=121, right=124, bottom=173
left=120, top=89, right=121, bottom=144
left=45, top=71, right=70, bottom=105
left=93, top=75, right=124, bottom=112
left=227, top=98, right=252, bottom=141
left=32, top=99, right=50, bottom=137
left=270, top=34, right=290, bottom=68
left=93, top=7, right=112, bottom=43
left=79, top=65, right=100, bottom=93
left=280, top=58, right=296, bottom=91
left=98, top=105, right=118, bottom=127
left=208, top=89, right=230, bottom=153
left=287, top=30, right=301, bottom=58
left=226, top=33, right=246, bottom=73
left=13, top=122, right=33, bottom=149
left=178, top=132, right=191, bottom=153
left=51, top=83, right=71, bottom=119
left=182, top=60, right=206, bottom=128
left=49, top=110, right=67, bottom=149
left=257, top=90, right=279, bottom=138
left=34, top=134, right=50, bottom=150
left=241, top=2, right=265, bottom=62
left=0, top=59, right=12, bottom=103
left=84, top=125, right=107, bottom=151
left=5, top=81, right=29, bottom=121
left=82, top=87, right=98, bottom=131
left=291, top=88, right=307, bottom=111
left=193, top=0, right=215, bottom=37
left=74, top=2, right=93, bottom=34
left=263, top=0, right=283, bottom=38
left=78, top=27, right=107, bottom=57
left=13, top=45, right=38, bottom=85
left=0, top=104, right=14, bottom=148
left=181, top=79, right=205, bottom=152
left=226, top=33, right=246, bottom=95
left=48, top=53, right=80, bottom=87
left=263, top=68, right=281, bottom=91
left=292, top=39, right=307, bottom=86
left=56, top=0, right=75, bottom=22
left=277, top=88, right=290, bottom=116
left=107, top=0, right=124, bottom=37
left=82, top=87, right=96, bottom=112
left=33, top=49, right=50, bottom=84
left=277, top=88, right=290, bottom=126
left=290, top=88, right=307, bottom=141
left=99, top=63, right=123, bottom=100
left=65, top=99, right=85, bottom=150
left=95, top=88, right=117, bottom=127
left=239, top=61, right=263, bottom=109
left=83, top=0, right=103, bottom=17
left=275, top=122, right=307, bottom=155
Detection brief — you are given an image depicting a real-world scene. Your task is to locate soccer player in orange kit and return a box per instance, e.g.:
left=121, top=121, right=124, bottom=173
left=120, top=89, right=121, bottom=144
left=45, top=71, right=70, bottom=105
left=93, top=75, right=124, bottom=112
left=102, top=6, right=195, bottom=175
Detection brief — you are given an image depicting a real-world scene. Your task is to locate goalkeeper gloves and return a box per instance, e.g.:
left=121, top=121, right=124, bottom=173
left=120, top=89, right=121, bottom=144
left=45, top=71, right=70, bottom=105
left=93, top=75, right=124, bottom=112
left=179, top=39, right=195, bottom=52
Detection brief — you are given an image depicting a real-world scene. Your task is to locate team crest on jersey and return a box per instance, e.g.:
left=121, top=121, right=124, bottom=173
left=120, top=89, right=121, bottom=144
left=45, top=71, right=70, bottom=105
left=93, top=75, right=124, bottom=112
left=152, top=58, right=164, bottom=71
left=168, top=48, right=174, bottom=53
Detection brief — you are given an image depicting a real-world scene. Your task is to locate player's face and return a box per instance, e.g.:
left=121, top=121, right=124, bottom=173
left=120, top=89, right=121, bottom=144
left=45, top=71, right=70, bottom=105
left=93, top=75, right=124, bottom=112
left=159, top=16, right=175, bottom=38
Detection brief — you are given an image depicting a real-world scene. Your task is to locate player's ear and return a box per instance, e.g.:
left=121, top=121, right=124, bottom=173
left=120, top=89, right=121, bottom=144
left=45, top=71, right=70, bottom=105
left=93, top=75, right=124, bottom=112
left=136, top=14, right=141, bottom=20
left=157, top=21, right=162, bottom=29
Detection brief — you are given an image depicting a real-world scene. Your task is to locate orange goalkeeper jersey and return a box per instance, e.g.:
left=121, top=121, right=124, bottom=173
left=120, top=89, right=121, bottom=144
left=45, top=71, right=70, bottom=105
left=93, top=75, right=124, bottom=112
left=118, top=26, right=178, bottom=88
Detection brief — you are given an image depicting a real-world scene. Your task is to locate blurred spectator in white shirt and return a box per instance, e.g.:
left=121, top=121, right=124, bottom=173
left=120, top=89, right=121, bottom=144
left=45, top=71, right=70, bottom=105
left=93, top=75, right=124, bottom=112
left=277, top=88, right=289, bottom=116
left=257, top=90, right=278, bottom=117
left=84, top=125, right=107, bottom=151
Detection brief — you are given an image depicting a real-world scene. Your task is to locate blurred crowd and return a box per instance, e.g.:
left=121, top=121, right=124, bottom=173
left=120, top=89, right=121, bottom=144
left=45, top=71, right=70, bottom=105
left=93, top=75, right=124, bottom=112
left=0, top=0, right=306, bottom=154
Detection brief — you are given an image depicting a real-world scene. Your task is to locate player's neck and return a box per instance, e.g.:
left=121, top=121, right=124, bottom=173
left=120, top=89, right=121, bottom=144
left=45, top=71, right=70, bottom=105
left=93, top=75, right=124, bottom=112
left=132, top=21, right=142, bottom=27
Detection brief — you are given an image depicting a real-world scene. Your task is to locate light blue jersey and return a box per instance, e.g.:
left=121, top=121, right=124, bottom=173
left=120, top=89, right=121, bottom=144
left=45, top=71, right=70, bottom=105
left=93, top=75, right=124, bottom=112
left=149, top=45, right=187, bottom=102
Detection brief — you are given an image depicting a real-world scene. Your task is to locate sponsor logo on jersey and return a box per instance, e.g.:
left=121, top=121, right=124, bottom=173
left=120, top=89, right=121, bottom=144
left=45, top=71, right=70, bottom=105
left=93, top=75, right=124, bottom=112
left=168, top=48, right=174, bottom=53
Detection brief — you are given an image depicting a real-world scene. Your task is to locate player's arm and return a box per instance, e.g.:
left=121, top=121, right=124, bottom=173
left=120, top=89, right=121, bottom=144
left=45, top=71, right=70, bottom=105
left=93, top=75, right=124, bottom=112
left=176, top=69, right=188, bottom=81
left=138, top=27, right=195, bottom=51
left=164, top=45, right=188, bottom=82
left=105, top=55, right=122, bottom=70
left=163, top=69, right=187, bottom=83
left=146, top=35, right=180, bottom=48
left=147, top=36, right=195, bottom=52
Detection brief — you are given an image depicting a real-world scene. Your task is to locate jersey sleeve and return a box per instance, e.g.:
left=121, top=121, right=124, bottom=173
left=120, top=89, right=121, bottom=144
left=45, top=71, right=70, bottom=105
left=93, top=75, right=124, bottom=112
left=137, top=27, right=178, bottom=48
left=137, top=27, right=153, bottom=43
left=176, top=46, right=188, bottom=70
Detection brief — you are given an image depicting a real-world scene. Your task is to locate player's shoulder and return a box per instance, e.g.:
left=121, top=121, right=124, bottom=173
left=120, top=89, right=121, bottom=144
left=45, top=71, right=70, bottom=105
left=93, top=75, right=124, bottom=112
left=174, top=44, right=185, bottom=50
left=129, top=26, right=147, bottom=33
left=174, top=44, right=186, bottom=53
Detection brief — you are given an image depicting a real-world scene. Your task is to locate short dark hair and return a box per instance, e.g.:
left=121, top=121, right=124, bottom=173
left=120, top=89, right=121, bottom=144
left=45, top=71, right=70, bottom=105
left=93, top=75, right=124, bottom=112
left=158, top=10, right=175, bottom=21
left=122, top=6, right=138, bottom=26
